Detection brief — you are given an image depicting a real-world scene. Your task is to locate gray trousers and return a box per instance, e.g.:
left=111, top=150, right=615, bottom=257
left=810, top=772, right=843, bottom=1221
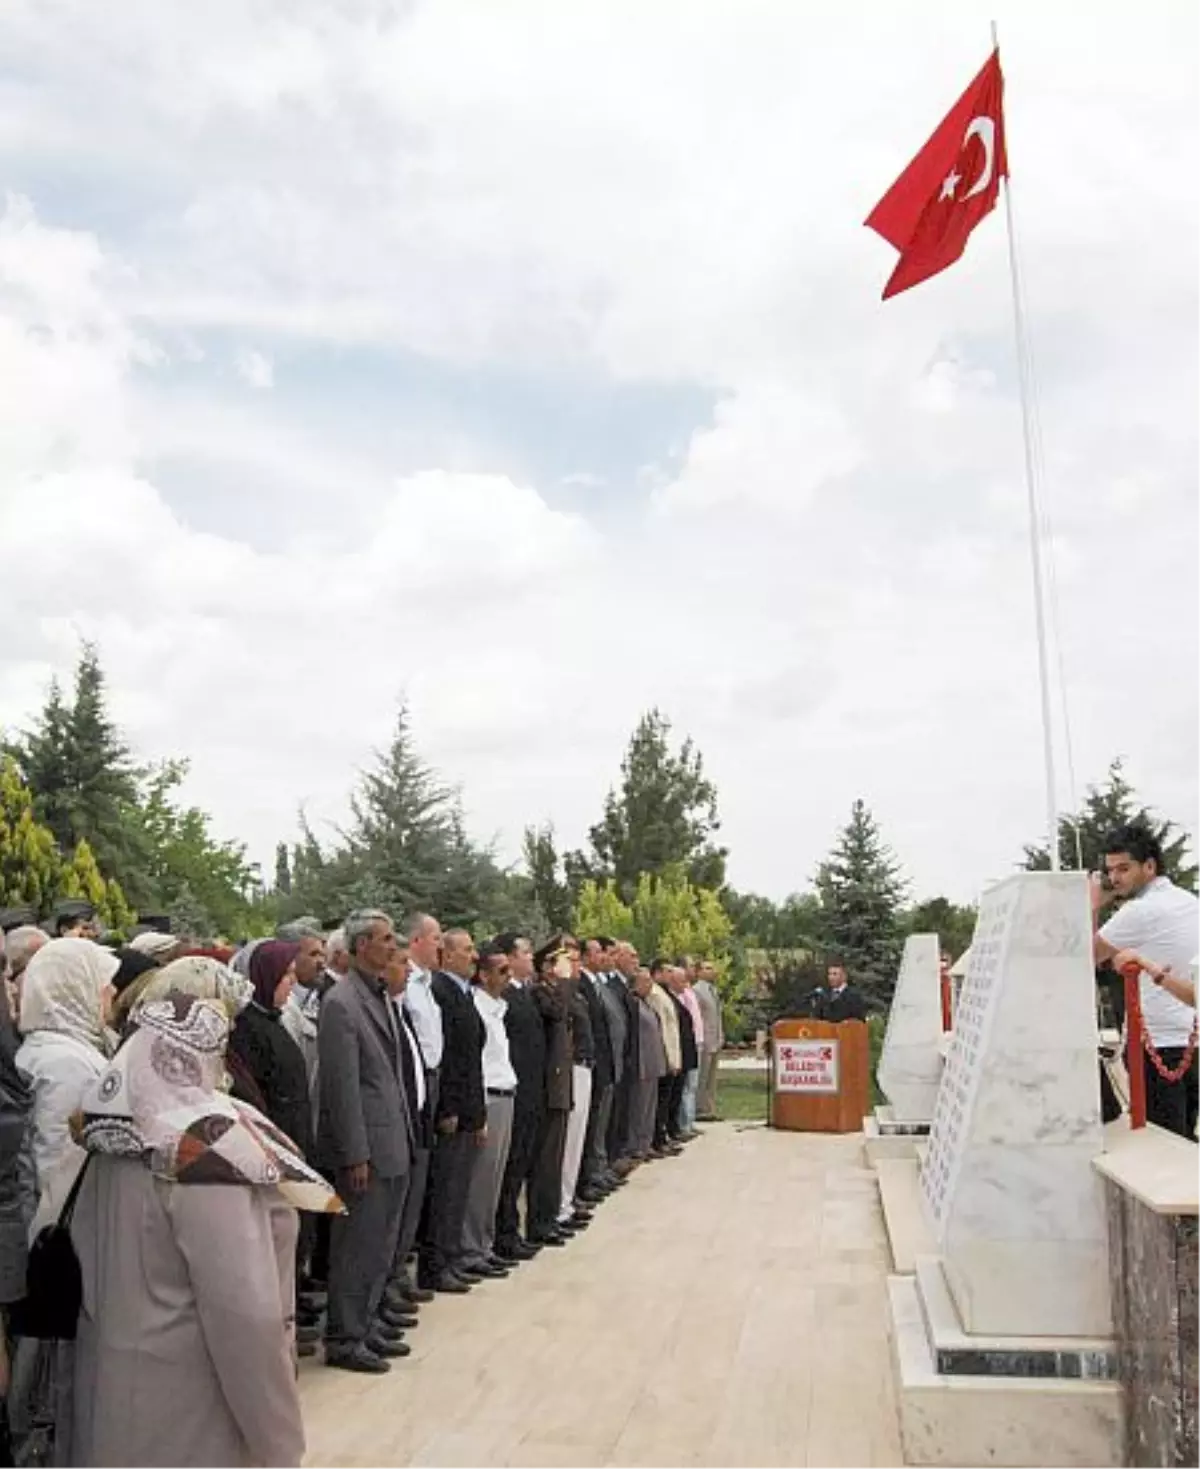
left=391, top=1143, right=430, bottom=1281
left=581, top=1081, right=613, bottom=1188
left=629, top=1076, right=658, bottom=1157
left=327, top=1170, right=408, bottom=1347
left=697, top=1050, right=721, bottom=1116
left=460, top=1094, right=514, bottom=1268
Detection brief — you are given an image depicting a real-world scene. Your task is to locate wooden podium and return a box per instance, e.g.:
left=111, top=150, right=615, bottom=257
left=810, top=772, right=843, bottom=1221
left=769, top=1018, right=869, bottom=1133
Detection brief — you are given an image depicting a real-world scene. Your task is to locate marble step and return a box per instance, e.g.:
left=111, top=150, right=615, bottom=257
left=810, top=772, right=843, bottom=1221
left=876, top=1157, right=934, bottom=1273
left=889, top=1273, right=1123, bottom=1467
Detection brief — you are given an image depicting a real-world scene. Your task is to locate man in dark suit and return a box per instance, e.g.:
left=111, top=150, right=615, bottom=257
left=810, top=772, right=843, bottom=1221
left=493, top=933, right=546, bottom=1262
left=817, top=960, right=868, bottom=1023
left=317, top=909, right=415, bottom=1374
left=417, top=929, right=489, bottom=1292
left=527, top=936, right=574, bottom=1246
left=605, top=941, right=641, bottom=1170
left=577, top=938, right=620, bottom=1202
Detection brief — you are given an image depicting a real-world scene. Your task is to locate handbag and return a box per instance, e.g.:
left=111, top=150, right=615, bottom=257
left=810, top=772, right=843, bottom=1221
left=8, top=1157, right=91, bottom=1342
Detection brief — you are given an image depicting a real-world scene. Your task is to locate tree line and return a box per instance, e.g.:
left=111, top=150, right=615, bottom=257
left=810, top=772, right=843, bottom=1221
left=2, top=648, right=1193, bottom=1036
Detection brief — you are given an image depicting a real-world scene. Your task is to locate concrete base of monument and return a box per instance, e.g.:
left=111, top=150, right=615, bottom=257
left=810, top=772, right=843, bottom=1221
left=888, top=1261, right=1123, bottom=1468
left=863, top=1105, right=931, bottom=1166
left=876, top=1156, right=934, bottom=1272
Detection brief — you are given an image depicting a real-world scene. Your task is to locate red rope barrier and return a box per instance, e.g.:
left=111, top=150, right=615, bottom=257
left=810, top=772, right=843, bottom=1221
left=1121, top=962, right=1147, bottom=1131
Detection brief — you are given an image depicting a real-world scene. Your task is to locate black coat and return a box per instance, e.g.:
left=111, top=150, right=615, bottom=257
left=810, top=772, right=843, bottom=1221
left=533, top=979, right=573, bottom=1112
left=502, top=982, right=547, bottom=1117
left=616, top=975, right=641, bottom=1080
left=431, top=971, right=487, bottom=1132
left=818, top=985, right=868, bottom=1024
left=567, top=979, right=595, bottom=1068
left=579, top=973, right=614, bottom=1088
left=228, top=1002, right=313, bottom=1161
left=670, top=989, right=699, bottom=1073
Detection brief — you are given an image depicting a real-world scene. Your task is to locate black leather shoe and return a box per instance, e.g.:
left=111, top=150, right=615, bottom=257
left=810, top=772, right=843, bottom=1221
left=325, top=1343, right=390, bottom=1374
left=366, top=1333, right=412, bottom=1359
left=378, top=1305, right=419, bottom=1330
left=576, top=1186, right=605, bottom=1204
left=528, top=1229, right=566, bottom=1247
left=402, top=1282, right=434, bottom=1304
left=486, top=1255, right=515, bottom=1273
left=569, top=1209, right=592, bottom=1227
left=453, top=1267, right=485, bottom=1284
left=427, top=1272, right=471, bottom=1293
left=516, top=1239, right=541, bottom=1257
left=493, top=1240, right=526, bottom=1263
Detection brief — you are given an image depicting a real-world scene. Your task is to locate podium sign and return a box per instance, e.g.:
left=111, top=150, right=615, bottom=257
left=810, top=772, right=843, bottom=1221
left=774, top=1037, right=839, bottom=1094
left=770, top=1019, right=868, bottom=1132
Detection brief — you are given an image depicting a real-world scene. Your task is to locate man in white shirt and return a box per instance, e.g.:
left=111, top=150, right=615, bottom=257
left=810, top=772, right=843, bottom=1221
left=1093, top=824, right=1198, bottom=1140
left=390, top=913, right=445, bottom=1306
left=459, top=942, right=517, bottom=1276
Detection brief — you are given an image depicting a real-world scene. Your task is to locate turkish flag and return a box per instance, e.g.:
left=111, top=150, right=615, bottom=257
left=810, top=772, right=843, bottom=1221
left=866, top=50, right=1007, bottom=299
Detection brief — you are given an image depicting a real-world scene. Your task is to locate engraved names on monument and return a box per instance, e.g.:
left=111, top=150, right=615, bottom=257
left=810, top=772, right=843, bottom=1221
left=922, top=888, right=1015, bottom=1228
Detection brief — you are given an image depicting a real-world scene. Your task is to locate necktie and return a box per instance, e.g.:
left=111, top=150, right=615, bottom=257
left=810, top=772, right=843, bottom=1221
left=396, top=1009, right=423, bottom=1139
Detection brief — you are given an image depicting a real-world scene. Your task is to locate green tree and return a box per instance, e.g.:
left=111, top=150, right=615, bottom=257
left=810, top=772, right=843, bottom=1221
left=274, top=842, right=292, bottom=895
left=523, top=824, right=573, bottom=933
left=573, top=879, right=634, bottom=941
left=284, top=706, right=534, bottom=937
left=815, top=799, right=908, bottom=1004
left=901, top=897, right=977, bottom=962
left=567, top=709, right=726, bottom=901
left=0, top=755, right=62, bottom=912
left=625, top=865, right=733, bottom=968
left=1023, top=760, right=1196, bottom=892
left=10, top=647, right=151, bottom=901
left=129, top=761, right=263, bottom=939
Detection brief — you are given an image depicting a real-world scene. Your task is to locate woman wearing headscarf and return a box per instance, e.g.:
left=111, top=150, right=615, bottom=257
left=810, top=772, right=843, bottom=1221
left=227, top=942, right=310, bottom=1161
left=14, top=938, right=119, bottom=1210
left=66, top=990, right=342, bottom=1467
left=113, top=953, right=252, bottom=1038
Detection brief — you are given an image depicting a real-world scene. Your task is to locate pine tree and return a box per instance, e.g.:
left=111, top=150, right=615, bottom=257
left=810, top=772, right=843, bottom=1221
left=815, top=799, right=908, bottom=1004
left=274, top=843, right=292, bottom=895
left=11, top=646, right=150, bottom=900
left=1023, top=759, right=1196, bottom=892
left=0, top=755, right=62, bottom=912
left=523, top=824, right=573, bottom=933
left=567, top=709, right=726, bottom=901
left=59, top=837, right=109, bottom=910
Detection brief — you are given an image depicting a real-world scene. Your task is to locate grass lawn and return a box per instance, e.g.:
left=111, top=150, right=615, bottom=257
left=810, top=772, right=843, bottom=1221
left=714, top=1066, right=770, bottom=1122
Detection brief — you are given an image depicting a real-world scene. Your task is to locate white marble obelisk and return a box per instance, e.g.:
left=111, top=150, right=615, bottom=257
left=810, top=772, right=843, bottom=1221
left=920, top=871, right=1109, bottom=1339
left=877, top=933, right=943, bottom=1123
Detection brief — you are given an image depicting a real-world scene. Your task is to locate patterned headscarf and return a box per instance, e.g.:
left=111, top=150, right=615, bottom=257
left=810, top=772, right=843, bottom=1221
left=74, top=990, right=343, bottom=1214
left=18, top=937, right=120, bottom=1053
left=129, top=955, right=252, bottom=1021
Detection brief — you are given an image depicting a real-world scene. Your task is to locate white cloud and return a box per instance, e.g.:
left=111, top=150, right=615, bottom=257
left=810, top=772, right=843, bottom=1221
left=234, top=346, right=274, bottom=389
left=0, top=1, right=1195, bottom=907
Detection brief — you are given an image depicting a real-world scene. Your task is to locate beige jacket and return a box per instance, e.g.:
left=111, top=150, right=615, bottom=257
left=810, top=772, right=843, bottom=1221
left=646, top=983, right=682, bottom=1073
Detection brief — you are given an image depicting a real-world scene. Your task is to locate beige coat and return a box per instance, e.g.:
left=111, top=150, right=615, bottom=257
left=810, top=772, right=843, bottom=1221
left=646, top=983, right=682, bottom=1073
left=68, top=1156, right=304, bottom=1467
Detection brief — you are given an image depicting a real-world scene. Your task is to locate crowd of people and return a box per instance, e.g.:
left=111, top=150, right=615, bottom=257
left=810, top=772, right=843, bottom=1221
left=0, top=898, right=725, bottom=1465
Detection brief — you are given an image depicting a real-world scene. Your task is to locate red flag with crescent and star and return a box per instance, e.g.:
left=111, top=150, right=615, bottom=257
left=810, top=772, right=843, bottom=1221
left=866, top=49, right=1006, bottom=299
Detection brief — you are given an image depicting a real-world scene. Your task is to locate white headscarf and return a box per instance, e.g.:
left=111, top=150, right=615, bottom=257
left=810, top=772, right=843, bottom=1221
left=18, top=937, right=120, bottom=1052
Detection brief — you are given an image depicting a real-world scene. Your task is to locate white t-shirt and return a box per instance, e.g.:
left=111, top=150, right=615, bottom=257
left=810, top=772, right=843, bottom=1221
left=1099, top=877, right=1199, bottom=1047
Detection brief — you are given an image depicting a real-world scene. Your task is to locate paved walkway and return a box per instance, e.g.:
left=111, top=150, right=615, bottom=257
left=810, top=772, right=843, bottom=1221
left=300, top=1124, right=903, bottom=1467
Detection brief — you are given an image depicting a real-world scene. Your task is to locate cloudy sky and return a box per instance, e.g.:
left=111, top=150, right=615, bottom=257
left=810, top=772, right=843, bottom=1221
left=0, top=0, right=1195, bottom=904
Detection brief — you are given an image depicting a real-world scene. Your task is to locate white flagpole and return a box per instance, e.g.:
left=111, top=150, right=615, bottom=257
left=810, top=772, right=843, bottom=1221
left=992, top=19, right=1060, bottom=871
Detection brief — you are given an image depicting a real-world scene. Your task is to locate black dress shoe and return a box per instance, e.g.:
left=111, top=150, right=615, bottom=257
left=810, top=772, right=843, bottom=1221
left=493, top=1240, right=526, bottom=1263
left=512, top=1240, right=540, bottom=1259
left=453, top=1267, right=485, bottom=1284
left=366, top=1333, right=412, bottom=1359
left=427, top=1272, right=471, bottom=1293
left=576, top=1186, right=605, bottom=1204
left=378, top=1305, right=419, bottom=1330
left=528, top=1229, right=566, bottom=1247
left=325, top=1343, right=390, bottom=1374
left=569, top=1209, right=592, bottom=1227
left=486, top=1255, right=515, bottom=1272
left=402, top=1282, right=434, bottom=1304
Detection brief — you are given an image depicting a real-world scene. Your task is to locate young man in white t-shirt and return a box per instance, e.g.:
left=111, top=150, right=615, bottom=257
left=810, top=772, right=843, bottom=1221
left=1092, top=823, right=1198, bottom=1140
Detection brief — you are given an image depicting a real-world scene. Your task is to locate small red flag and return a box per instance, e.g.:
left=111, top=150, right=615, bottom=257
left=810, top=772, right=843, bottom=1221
left=866, top=49, right=1007, bottom=299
